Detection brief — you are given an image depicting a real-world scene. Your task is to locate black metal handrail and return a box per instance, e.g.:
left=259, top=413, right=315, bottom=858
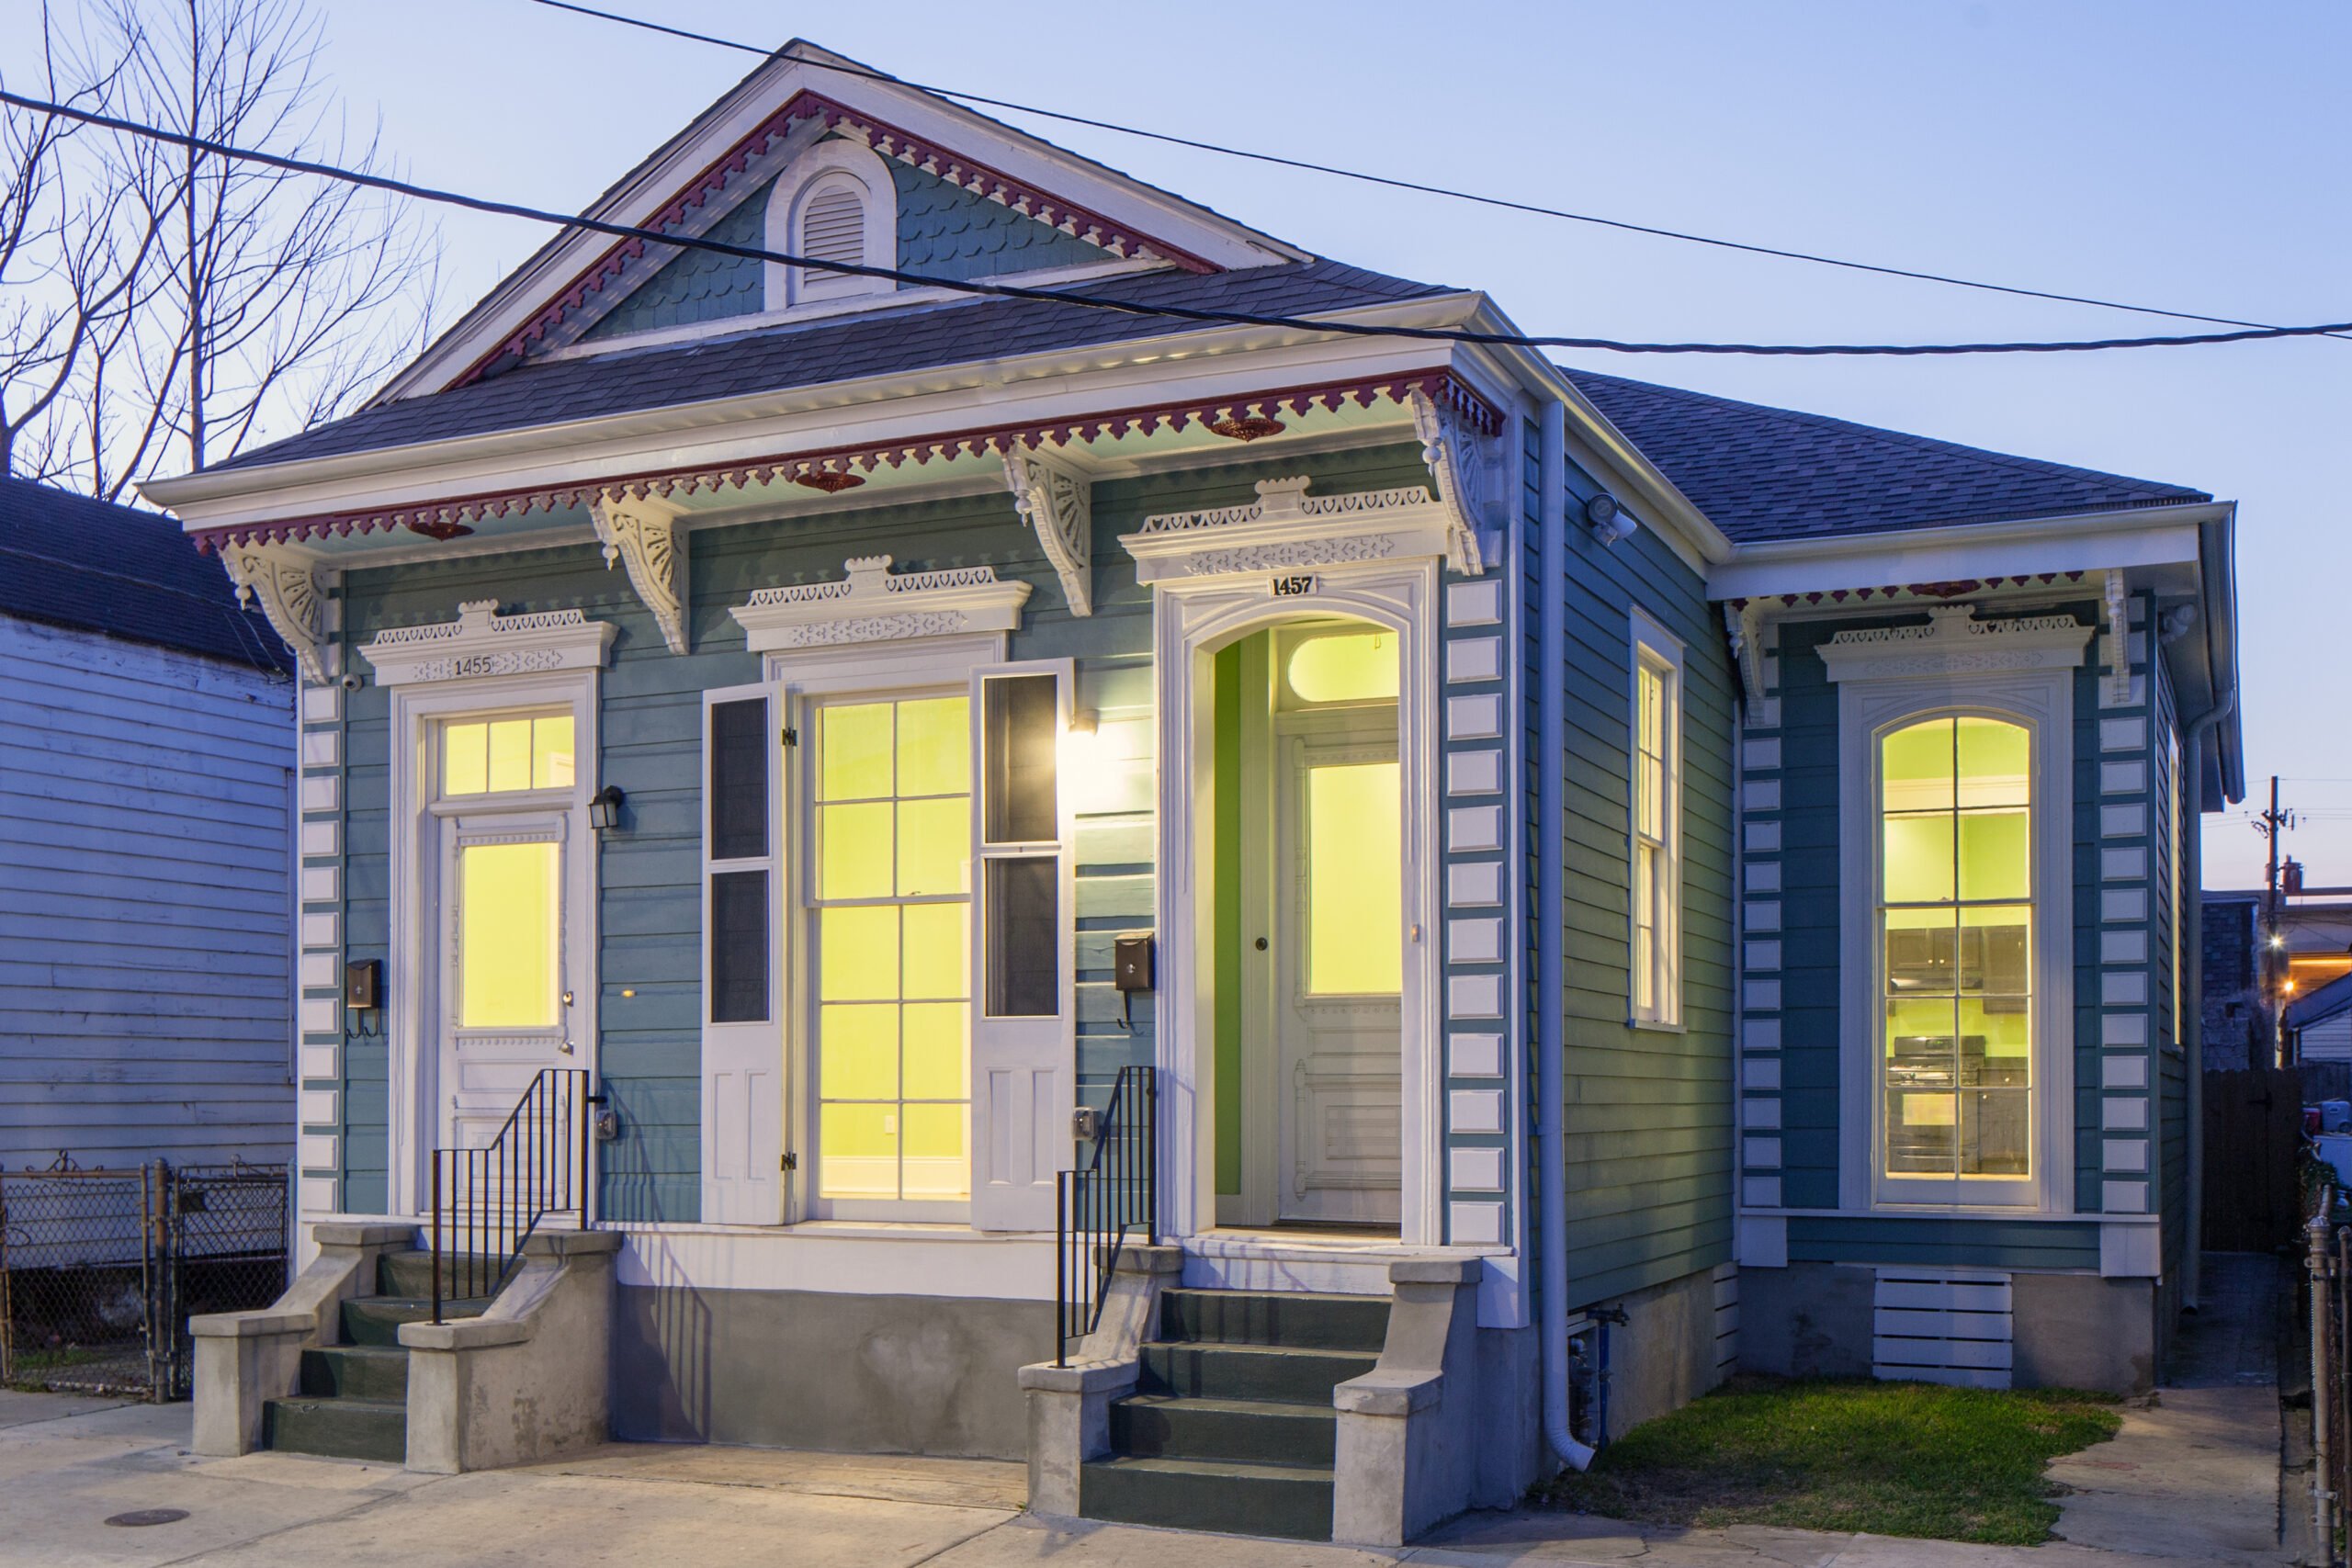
left=1055, top=1064, right=1157, bottom=1367
left=430, top=1069, right=599, bottom=1325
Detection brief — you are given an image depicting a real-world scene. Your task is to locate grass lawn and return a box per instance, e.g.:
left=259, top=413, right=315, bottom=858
left=1534, top=1376, right=2124, bottom=1546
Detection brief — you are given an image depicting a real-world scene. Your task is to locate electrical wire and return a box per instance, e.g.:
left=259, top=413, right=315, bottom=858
left=10, top=85, right=2352, bottom=357
left=526, top=0, right=2341, bottom=343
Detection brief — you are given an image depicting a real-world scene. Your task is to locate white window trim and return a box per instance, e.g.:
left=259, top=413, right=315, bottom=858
left=1832, top=658, right=2083, bottom=1215
left=384, top=668, right=602, bottom=1218
left=1630, top=609, right=1684, bottom=1029
left=765, top=140, right=898, bottom=309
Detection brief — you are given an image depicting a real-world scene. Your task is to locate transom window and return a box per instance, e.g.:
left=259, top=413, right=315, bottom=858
left=443, top=714, right=574, bottom=795
left=810, top=695, right=971, bottom=1203
left=1879, top=716, right=2032, bottom=1181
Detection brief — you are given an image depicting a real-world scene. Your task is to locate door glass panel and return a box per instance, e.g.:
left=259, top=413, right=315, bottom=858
left=458, top=841, right=560, bottom=1028
left=982, top=675, right=1057, bottom=843
left=1306, top=761, right=1402, bottom=995
left=984, top=857, right=1057, bottom=1016
left=812, top=695, right=972, bottom=1203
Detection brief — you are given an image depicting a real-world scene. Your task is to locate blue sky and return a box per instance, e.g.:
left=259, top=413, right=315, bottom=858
left=297, top=2, right=2348, bottom=886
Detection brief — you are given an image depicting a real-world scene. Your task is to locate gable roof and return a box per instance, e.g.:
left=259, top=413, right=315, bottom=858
left=216, top=258, right=1447, bottom=472
left=1565, top=368, right=2211, bottom=546
left=376, top=40, right=1306, bottom=405
left=0, top=479, right=289, bottom=672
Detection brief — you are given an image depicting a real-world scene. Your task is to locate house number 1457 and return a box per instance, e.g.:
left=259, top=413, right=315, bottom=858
left=1269, top=572, right=1319, bottom=598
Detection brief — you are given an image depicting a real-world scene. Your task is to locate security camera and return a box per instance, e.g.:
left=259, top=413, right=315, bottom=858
left=1585, top=493, right=1637, bottom=547
left=340, top=672, right=364, bottom=692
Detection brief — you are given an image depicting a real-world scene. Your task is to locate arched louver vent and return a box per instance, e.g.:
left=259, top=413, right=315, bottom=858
left=800, top=186, right=866, bottom=272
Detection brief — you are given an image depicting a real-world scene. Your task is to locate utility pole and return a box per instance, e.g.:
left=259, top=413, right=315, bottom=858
left=2255, top=775, right=2298, bottom=1066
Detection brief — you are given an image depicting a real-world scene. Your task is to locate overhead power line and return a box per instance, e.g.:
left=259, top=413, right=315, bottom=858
left=528, top=0, right=2340, bottom=344
left=8, top=86, right=2352, bottom=357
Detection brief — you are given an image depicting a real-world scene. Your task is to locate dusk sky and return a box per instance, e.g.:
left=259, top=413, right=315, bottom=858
left=203, top=2, right=2352, bottom=887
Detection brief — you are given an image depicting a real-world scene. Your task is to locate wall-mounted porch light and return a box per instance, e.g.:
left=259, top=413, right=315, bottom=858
left=589, top=784, right=627, bottom=833
left=1206, top=413, right=1284, bottom=442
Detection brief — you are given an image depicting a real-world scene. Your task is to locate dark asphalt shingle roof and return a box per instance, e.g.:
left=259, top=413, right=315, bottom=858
left=220, top=259, right=1449, bottom=471
left=1565, top=368, right=2211, bottom=545
left=0, top=479, right=290, bottom=672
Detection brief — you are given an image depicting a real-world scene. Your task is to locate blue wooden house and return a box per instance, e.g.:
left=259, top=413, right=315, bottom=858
left=0, top=478, right=295, bottom=1178
left=153, top=41, right=2241, bottom=1542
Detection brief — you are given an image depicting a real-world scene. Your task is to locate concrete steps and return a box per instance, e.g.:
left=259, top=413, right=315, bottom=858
left=1080, top=1286, right=1389, bottom=1542
left=262, top=1249, right=492, bottom=1463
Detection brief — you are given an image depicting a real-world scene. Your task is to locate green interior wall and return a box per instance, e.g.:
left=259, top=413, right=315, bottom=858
left=1211, top=632, right=1269, bottom=1197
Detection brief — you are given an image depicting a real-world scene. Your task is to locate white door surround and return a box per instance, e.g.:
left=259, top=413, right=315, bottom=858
left=1150, top=560, right=1442, bottom=1247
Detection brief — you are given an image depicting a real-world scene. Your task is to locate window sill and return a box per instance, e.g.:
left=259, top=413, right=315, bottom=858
left=1627, top=1016, right=1687, bottom=1034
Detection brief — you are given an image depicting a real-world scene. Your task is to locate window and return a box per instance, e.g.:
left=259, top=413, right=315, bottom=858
left=810, top=694, right=972, bottom=1203
left=1630, top=620, right=1682, bottom=1024
left=979, top=673, right=1059, bottom=1016
left=457, top=840, right=560, bottom=1028
left=443, top=713, right=573, bottom=795
left=1878, top=716, right=2033, bottom=1182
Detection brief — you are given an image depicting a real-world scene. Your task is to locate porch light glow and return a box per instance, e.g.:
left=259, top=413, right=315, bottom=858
left=588, top=784, right=626, bottom=832
left=1059, top=711, right=1114, bottom=813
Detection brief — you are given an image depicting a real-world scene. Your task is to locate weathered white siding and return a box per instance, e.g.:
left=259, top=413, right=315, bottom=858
left=2301, top=1011, right=2352, bottom=1065
left=0, top=615, right=295, bottom=1170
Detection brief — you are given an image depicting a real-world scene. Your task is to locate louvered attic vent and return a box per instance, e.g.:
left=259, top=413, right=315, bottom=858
left=801, top=186, right=865, bottom=269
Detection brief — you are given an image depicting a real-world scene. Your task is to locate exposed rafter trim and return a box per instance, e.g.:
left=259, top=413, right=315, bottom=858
left=455, top=89, right=1218, bottom=386
left=729, top=554, right=1032, bottom=652
left=2104, top=567, right=2132, bottom=705
left=220, top=542, right=334, bottom=684
left=1001, top=446, right=1092, bottom=617
left=1407, top=388, right=1497, bottom=577
left=192, top=369, right=1501, bottom=552
left=589, top=491, right=690, bottom=655
left=1724, top=600, right=1767, bottom=706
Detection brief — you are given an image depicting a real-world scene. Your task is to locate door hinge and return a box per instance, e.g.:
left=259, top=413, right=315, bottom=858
left=781, top=1151, right=797, bottom=1171
left=781, top=726, right=798, bottom=747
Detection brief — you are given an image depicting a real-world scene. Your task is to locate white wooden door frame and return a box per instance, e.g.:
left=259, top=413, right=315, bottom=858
left=1151, top=560, right=1442, bottom=1246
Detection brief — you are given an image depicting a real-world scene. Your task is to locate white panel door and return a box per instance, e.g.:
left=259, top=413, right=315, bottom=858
left=438, top=811, right=580, bottom=1153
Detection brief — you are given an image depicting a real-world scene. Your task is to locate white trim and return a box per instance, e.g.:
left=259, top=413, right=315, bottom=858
left=1151, top=557, right=1442, bottom=1246
left=358, top=600, right=618, bottom=687
left=1833, top=649, right=2084, bottom=1214
left=1819, top=604, right=2097, bottom=684
left=1708, top=510, right=2219, bottom=602
left=612, top=1223, right=1054, bottom=1300
left=1124, top=474, right=1465, bottom=586
left=384, top=667, right=601, bottom=1215
left=700, top=680, right=786, bottom=1225
left=731, top=555, right=1032, bottom=653
left=767, top=141, right=898, bottom=308
left=1630, top=607, right=1685, bottom=1027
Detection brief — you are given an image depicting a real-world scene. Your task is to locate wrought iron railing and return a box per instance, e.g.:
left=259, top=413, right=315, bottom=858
left=1055, top=1065, right=1157, bottom=1367
left=430, top=1069, right=599, bottom=1325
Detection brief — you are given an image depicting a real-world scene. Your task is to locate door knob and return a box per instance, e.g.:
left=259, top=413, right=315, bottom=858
left=1254, top=937, right=1269, bottom=952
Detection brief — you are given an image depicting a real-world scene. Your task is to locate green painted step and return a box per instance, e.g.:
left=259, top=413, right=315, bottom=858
left=1080, top=1454, right=1334, bottom=1542
left=1159, top=1289, right=1389, bottom=1353
left=1108, top=1393, right=1336, bottom=1467
left=298, top=1345, right=408, bottom=1403
left=376, top=1248, right=507, bottom=1299
left=263, top=1396, right=405, bottom=1463
left=1137, top=1341, right=1376, bottom=1406
left=338, top=1294, right=489, bottom=1348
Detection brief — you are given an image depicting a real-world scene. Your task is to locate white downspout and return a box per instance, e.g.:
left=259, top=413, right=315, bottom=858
left=1538, top=398, right=1596, bottom=1472
left=2181, top=686, right=2236, bottom=1312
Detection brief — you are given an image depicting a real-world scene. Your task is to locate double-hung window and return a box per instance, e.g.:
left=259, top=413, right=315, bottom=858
left=1631, top=616, right=1683, bottom=1025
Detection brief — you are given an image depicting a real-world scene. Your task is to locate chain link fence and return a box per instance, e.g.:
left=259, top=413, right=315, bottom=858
left=0, top=1159, right=289, bottom=1401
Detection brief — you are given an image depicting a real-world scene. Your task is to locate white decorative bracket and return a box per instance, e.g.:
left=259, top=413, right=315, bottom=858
left=356, top=600, right=617, bottom=686
left=1121, top=474, right=1458, bottom=585
left=1407, top=388, right=1495, bottom=577
left=220, top=542, right=335, bottom=685
left=590, top=491, right=689, bottom=656
left=1818, top=604, right=2094, bottom=683
left=729, top=555, right=1033, bottom=653
left=1724, top=601, right=1769, bottom=706
left=1001, top=446, right=1093, bottom=617
left=2103, top=568, right=2132, bottom=705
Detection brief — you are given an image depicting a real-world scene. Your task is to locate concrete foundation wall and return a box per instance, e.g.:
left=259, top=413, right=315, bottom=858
left=1736, top=1262, right=1875, bottom=1381
left=1597, top=1262, right=1735, bottom=1438
left=611, top=1286, right=1053, bottom=1459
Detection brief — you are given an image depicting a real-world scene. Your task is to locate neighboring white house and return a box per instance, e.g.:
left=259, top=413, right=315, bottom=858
left=2290, top=972, right=2352, bottom=1066
left=0, top=477, right=296, bottom=1173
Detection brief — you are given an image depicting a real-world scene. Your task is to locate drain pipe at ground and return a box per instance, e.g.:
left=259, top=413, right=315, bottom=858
left=1537, top=397, right=1596, bottom=1472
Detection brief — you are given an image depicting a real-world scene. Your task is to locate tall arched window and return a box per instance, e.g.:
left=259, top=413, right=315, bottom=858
left=764, top=143, right=898, bottom=309
left=1879, top=715, right=2033, bottom=1184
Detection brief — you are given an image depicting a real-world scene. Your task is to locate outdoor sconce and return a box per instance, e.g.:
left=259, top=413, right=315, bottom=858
left=588, top=784, right=626, bottom=833
left=1586, top=492, right=1638, bottom=547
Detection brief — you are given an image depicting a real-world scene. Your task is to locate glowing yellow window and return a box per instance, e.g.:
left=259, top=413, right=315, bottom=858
left=1282, top=626, right=1398, bottom=707
left=1306, top=761, right=1403, bottom=995
left=1879, top=716, right=2033, bottom=1182
left=457, top=840, right=560, bottom=1028
left=812, top=695, right=973, bottom=1203
left=444, top=714, right=575, bottom=796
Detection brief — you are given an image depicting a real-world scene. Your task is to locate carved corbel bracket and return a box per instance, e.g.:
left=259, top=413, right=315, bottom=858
left=1001, top=446, right=1093, bottom=617
left=1407, top=389, right=1493, bottom=577
left=220, top=542, right=335, bottom=684
left=1724, top=600, right=1769, bottom=707
left=590, top=491, right=689, bottom=655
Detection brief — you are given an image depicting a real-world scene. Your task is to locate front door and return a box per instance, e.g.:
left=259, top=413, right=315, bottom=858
left=1272, top=719, right=1404, bottom=1225
left=432, top=710, right=586, bottom=1155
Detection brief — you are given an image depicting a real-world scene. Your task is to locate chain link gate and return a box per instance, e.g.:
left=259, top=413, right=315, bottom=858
left=0, top=1159, right=289, bottom=1400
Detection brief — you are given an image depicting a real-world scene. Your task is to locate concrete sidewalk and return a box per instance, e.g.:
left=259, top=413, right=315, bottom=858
left=0, top=1388, right=2286, bottom=1568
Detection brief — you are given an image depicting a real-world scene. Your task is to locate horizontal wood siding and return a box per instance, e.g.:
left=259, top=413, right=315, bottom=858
left=0, top=615, right=295, bottom=1169
left=1554, top=467, right=1736, bottom=1308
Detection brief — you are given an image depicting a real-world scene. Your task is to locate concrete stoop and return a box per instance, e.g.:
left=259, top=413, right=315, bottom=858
left=260, top=1248, right=492, bottom=1463
left=1077, top=1288, right=1386, bottom=1541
